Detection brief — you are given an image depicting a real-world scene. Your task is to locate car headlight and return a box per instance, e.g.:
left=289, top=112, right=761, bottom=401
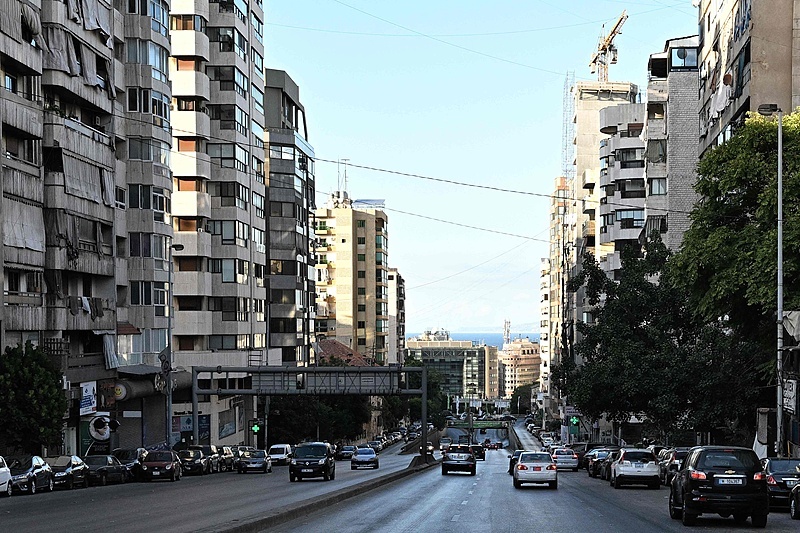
left=55, top=472, right=67, bottom=477
left=165, top=464, right=172, bottom=470
left=290, top=459, right=297, bottom=465
left=318, top=459, right=326, bottom=465
left=142, top=465, right=148, bottom=471
left=12, top=474, right=25, bottom=481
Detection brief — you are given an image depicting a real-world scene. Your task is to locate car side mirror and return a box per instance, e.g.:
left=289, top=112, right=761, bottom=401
left=507, top=455, right=512, bottom=459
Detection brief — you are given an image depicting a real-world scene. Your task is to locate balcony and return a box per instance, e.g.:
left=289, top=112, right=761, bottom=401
left=173, top=150, right=212, bottom=179
left=173, top=190, right=211, bottom=218
left=171, top=30, right=210, bottom=61
left=174, top=230, right=212, bottom=257
left=171, top=70, right=210, bottom=101
left=172, top=110, right=211, bottom=141
left=174, top=310, right=213, bottom=335
left=2, top=91, right=42, bottom=139
left=44, top=295, right=115, bottom=332
left=175, top=271, right=212, bottom=296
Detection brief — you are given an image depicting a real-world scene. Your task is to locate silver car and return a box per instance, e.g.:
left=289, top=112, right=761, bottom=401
left=237, top=450, right=272, bottom=474
left=552, top=448, right=580, bottom=471
left=513, top=451, right=557, bottom=489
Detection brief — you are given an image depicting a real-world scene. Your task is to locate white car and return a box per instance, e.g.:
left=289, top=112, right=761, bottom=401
left=439, top=437, right=452, bottom=451
left=513, top=451, right=558, bottom=489
left=0, top=456, right=11, bottom=497
left=610, top=448, right=660, bottom=489
left=552, top=448, right=580, bottom=471
left=267, top=444, right=293, bottom=466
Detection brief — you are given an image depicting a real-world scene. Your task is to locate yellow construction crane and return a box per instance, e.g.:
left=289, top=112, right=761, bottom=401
left=589, top=10, right=628, bottom=82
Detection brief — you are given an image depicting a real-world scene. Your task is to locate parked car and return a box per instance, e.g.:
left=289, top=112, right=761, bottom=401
left=658, top=447, right=691, bottom=486
left=112, top=448, right=147, bottom=481
left=513, top=451, right=557, bottom=489
left=289, top=442, right=335, bottom=482
left=761, top=457, right=800, bottom=510
left=268, top=444, right=293, bottom=465
left=0, top=456, right=12, bottom=497
left=367, top=440, right=383, bottom=453
left=232, top=446, right=255, bottom=470
left=791, top=481, right=800, bottom=519
left=335, top=445, right=356, bottom=461
left=238, top=450, right=272, bottom=474
left=552, top=448, right=580, bottom=471
left=178, top=449, right=210, bottom=475
left=140, top=450, right=181, bottom=482
left=507, top=450, right=524, bottom=475
left=8, top=455, right=53, bottom=494
left=218, top=446, right=235, bottom=472
left=45, top=456, right=89, bottom=490
left=669, top=445, right=768, bottom=527
left=83, top=455, right=127, bottom=486
left=610, top=449, right=659, bottom=489
left=469, top=444, right=486, bottom=461
left=187, top=445, right=220, bottom=473
left=579, top=443, right=620, bottom=469
left=442, top=444, right=476, bottom=476
left=351, top=447, right=379, bottom=470
left=585, top=448, right=613, bottom=478
left=599, top=450, right=620, bottom=481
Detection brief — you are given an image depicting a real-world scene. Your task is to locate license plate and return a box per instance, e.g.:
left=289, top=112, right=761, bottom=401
left=533, top=466, right=541, bottom=471
left=635, top=464, right=643, bottom=469
left=301, top=469, right=313, bottom=473
left=787, top=480, right=798, bottom=488
left=152, top=471, right=160, bottom=476
left=717, top=478, right=742, bottom=485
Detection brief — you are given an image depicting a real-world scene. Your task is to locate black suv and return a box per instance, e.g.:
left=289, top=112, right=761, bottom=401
left=289, top=442, right=336, bottom=482
left=187, top=445, right=220, bottom=473
left=669, top=446, right=769, bottom=527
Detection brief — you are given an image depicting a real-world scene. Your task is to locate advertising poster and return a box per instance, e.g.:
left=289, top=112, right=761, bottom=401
left=80, top=381, right=97, bottom=416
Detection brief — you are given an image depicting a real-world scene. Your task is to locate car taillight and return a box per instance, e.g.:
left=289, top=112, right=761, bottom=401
left=690, top=471, right=707, bottom=480
left=517, top=464, right=528, bottom=471
left=546, top=464, right=557, bottom=471
left=572, top=454, right=579, bottom=459
left=757, top=473, right=767, bottom=482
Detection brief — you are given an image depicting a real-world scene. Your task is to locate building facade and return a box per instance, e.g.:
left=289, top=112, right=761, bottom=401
left=498, top=337, right=540, bottom=400
left=386, top=267, right=405, bottom=365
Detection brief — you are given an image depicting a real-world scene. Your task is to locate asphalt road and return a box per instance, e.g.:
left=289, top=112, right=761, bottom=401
left=0, top=440, right=416, bottom=533
left=261, top=423, right=800, bottom=533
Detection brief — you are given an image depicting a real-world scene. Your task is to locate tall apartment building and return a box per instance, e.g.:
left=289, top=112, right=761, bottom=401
left=698, top=0, right=797, bottom=158
left=405, top=330, right=496, bottom=401
left=598, top=102, right=646, bottom=277
left=643, top=36, right=699, bottom=250
left=314, top=192, right=389, bottom=364
left=263, top=69, right=315, bottom=367
left=386, top=267, right=405, bottom=365
left=498, top=338, right=540, bottom=400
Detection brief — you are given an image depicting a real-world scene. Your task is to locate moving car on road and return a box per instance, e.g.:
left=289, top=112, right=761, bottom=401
left=268, top=444, right=293, bottom=466
left=238, top=450, right=272, bottom=474
left=469, top=444, right=486, bottom=461
left=289, top=442, right=335, bottom=482
left=335, top=445, right=356, bottom=461
left=610, top=449, right=659, bottom=489
left=441, top=444, right=476, bottom=476
left=513, top=451, right=558, bottom=489
left=0, top=456, right=12, bottom=497
left=84, top=455, right=128, bottom=486
left=669, top=446, right=768, bottom=527
left=45, top=455, right=89, bottom=489
left=351, top=447, right=379, bottom=470
left=439, top=436, right=452, bottom=451
left=761, top=457, right=800, bottom=510
left=552, top=448, right=580, bottom=471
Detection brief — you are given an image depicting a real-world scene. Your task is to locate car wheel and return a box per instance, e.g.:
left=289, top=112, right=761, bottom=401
left=610, top=475, right=615, bottom=488
left=3, top=482, right=11, bottom=497
left=549, top=480, right=557, bottom=489
left=573, top=467, right=578, bottom=472
left=668, top=490, right=682, bottom=519
left=330, top=467, right=335, bottom=480
left=751, top=514, right=767, bottom=528
left=650, top=481, right=659, bottom=490
left=374, top=463, right=379, bottom=469
left=513, top=478, right=521, bottom=489
left=289, top=474, right=296, bottom=482
left=791, top=495, right=800, bottom=520
left=67, top=477, right=74, bottom=490
left=351, top=466, right=356, bottom=470
left=268, top=465, right=272, bottom=473
left=732, top=513, right=747, bottom=524
left=100, top=473, right=107, bottom=487
left=28, top=478, right=36, bottom=495
left=48, top=477, right=54, bottom=492
left=441, top=468, right=448, bottom=476
left=681, top=499, right=696, bottom=526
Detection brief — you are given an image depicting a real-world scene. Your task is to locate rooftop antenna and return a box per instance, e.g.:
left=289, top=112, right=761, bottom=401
left=589, top=11, right=628, bottom=82
left=338, top=158, right=350, bottom=195
left=503, top=319, right=511, bottom=345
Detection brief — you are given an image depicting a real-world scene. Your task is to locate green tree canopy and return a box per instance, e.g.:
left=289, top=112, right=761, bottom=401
left=0, top=342, right=67, bottom=454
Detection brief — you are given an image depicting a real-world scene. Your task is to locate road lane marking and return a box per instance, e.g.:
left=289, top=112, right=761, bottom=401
left=461, top=500, right=468, bottom=505
left=452, top=514, right=460, bottom=522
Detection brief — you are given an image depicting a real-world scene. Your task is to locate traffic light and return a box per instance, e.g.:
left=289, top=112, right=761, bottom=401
left=570, top=416, right=579, bottom=426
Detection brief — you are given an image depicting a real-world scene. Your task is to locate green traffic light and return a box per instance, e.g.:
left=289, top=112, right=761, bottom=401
left=251, top=424, right=260, bottom=433
left=570, top=416, right=579, bottom=425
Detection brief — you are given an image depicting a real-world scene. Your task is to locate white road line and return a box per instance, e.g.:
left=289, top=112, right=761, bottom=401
left=451, top=515, right=460, bottom=522
left=461, top=500, right=468, bottom=505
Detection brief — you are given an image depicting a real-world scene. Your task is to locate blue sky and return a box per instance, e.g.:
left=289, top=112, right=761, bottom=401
left=264, top=1, right=698, bottom=334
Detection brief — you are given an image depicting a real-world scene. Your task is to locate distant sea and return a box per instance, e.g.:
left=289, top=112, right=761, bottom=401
left=407, top=332, right=539, bottom=349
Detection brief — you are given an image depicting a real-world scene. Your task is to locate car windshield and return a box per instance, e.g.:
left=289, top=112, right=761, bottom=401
left=698, top=450, right=759, bottom=470
left=294, top=445, right=327, bottom=458
left=45, top=456, right=72, bottom=467
left=520, top=453, right=551, bottom=463
left=269, top=447, right=286, bottom=455
left=624, top=451, right=656, bottom=462
left=596, top=451, right=609, bottom=459
left=355, top=448, right=375, bottom=456
left=245, top=451, right=266, bottom=458
left=179, top=450, right=200, bottom=459
left=145, top=452, right=172, bottom=462
left=113, top=450, right=138, bottom=461
left=449, top=446, right=470, bottom=453
left=555, top=449, right=574, bottom=455
left=512, top=450, right=523, bottom=458
left=8, top=456, right=32, bottom=473
left=768, top=458, right=800, bottom=473
left=83, top=456, right=107, bottom=466
left=342, top=446, right=355, bottom=451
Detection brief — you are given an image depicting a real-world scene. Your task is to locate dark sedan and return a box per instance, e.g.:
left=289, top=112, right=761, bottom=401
left=83, top=455, right=127, bottom=486
left=335, top=445, right=356, bottom=461
left=141, top=450, right=181, bottom=482
left=179, top=449, right=209, bottom=476
left=507, top=450, right=523, bottom=475
left=761, top=457, right=800, bottom=510
left=469, top=444, right=486, bottom=461
left=8, top=455, right=53, bottom=494
left=112, top=448, right=147, bottom=481
left=585, top=448, right=613, bottom=478
left=238, top=450, right=272, bottom=474
left=45, top=456, right=89, bottom=489
left=659, top=447, right=691, bottom=486
left=351, top=447, right=379, bottom=470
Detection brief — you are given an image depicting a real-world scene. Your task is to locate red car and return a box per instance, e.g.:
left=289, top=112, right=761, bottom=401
left=140, top=450, right=181, bottom=482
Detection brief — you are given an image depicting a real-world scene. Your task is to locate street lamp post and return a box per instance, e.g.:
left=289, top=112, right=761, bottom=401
left=165, top=242, right=184, bottom=446
left=758, top=103, right=784, bottom=456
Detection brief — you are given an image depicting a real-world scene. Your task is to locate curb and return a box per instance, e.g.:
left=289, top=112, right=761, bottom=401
left=197, top=458, right=441, bottom=533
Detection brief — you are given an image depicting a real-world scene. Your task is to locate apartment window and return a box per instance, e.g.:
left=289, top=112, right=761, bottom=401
left=150, top=90, right=170, bottom=130
left=357, top=270, right=366, bottom=279
left=357, top=304, right=366, bottom=312
left=270, top=318, right=296, bottom=333
left=357, top=338, right=366, bottom=346
left=170, top=14, right=207, bottom=32
left=126, top=39, right=169, bottom=83
left=649, top=178, right=667, bottom=196
left=252, top=48, right=264, bottom=78
left=115, top=187, right=126, bottom=209
left=149, top=0, right=169, bottom=36
left=207, top=143, right=248, bottom=173
left=269, top=144, right=295, bottom=161
left=357, top=237, right=366, bottom=245
left=127, top=88, right=150, bottom=113
left=270, top=201, right=296, bottom=218
left=270, top=259, right=296, bottom=276
left=375, top=252, right=385, bottom=265
left=670, top=47, right=698, bottom=70
left=152, top=187, right=169, bottom=223
left=254, top=263, right=265, bottom=287
left=209, top=258, right=249, bottom=283
left=209, top=335, right=248, bottom=350
left=206, top=66, right=248, bottom=98
left=175, top=97, right=204, bottom=111
left=253, top=299, right=265, bottom=322
left=647, top=103, right=665, bottom=120
left=252, top=85, right=264, bottom=115
left=177, top=138, right=200, bottom=152
left=208, top=104, right=248, bottom=136
left=270, top=289, right=294, bottom=304
left=357, top=254, right=365, bottom=262
left=175, top=59, right=203, bottom=72
left=251, top=121, right=265, bottom=149
left=616, top=209, right=645, bottom=228
left=356, top=220, right=366, bottom=228
left=209, top=297, right=249, bottom=321
left=206, top=220, right=249, bottom=247
left=253, top=156, right=265, bottom=183
left=209, top=181, right=249, bottom=209
left=357, top=321, right=366, bottom=329
left=357, top=287, right=366, bottom=296
left=251, top=13, right=263, bottom=43
left=4, top=73, right=17, bottom=94
left=252, top=227, right=265, bottom=253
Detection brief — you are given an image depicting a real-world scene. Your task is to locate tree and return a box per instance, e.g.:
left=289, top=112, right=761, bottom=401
left=0, top=342, right=67, bottom=454
left=509, top=384, right=534, bottom=415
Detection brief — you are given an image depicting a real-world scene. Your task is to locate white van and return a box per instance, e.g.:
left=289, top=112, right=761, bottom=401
left=268, top=444, right=293, bottom=465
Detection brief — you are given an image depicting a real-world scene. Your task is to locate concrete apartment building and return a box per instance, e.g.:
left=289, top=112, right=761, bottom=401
left=698, top=0, right=796, bottom=158
left=498, top=337, right=540, bottom=401
left=386, top=267, right=406, bottom=365
left=643, top=36, right=699, bottom=250
left=405, top=329, right=497, bottom=402
left=314, top=192, right=390, bottom=364
left=598, top=102, right=646, bottom=277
